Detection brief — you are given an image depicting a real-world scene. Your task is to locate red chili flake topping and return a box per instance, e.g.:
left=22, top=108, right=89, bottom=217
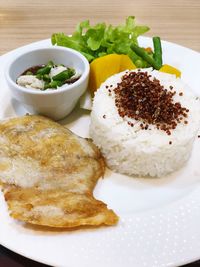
left=113, top=71, right=188, bottom=133
left=169, top=141, right=172, bottom=145
left=179, top=92, right=183, bottom=96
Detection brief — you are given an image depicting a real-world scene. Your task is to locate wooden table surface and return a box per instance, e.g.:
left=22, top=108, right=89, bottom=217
left=0, top=0, right=200, bottom=56
left=0, top=1, right=200, bottom=266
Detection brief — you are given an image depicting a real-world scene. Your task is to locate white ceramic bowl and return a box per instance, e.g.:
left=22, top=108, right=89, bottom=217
left=5, top=46, right=90, bottom=120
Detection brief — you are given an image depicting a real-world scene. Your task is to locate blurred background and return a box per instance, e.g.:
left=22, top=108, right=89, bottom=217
left=0, top=0, right=200, bottom=55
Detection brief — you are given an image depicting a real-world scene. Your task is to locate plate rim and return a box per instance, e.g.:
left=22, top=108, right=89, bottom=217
left=0, top=37, right=200, bottom=267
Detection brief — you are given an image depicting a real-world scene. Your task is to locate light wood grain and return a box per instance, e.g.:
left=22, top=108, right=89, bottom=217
left=0, top=0, right=199, bottom=55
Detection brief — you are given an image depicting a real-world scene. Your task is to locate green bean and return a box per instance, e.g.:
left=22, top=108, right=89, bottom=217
left=44, top=80, right=63, bottom=89
left=43, top=82, right=50, bottom=90
left=36, top=65, right=51, bottom=75
left=47, top=61, right=54, bottom=67
left=25, top=71, right=33, bottom=75
left=36, top=74, right=43, bottom=80
left=130, top=44, right=161, bottom=70
left=135, top=59, right=144, bottom=68
left=153, top=36, right=162, bottom=68
left=52, top=68, right=75, bottom=81
left=36, top=61, right=54, bottom=75
left=43, top=74, right=51, bottom=82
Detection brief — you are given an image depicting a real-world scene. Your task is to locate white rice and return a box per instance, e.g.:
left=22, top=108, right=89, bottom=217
left=90, top=68, right=200, bottom=177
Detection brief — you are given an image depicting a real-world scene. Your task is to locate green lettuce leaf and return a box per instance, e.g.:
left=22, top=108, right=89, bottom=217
left=51, top=16, right=150, bottom=66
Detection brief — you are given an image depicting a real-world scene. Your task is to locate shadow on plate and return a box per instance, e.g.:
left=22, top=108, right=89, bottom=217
left=2, top=98, right=28, bottom=118
left=59, top=101, right=90, bottom=125
left=22, top=221, right=115, bottom=234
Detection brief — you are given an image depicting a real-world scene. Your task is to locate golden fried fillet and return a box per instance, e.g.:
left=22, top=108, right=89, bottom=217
left=0, top=115, right=118, bottom=228
left=3, top=186, right=117, bottom=227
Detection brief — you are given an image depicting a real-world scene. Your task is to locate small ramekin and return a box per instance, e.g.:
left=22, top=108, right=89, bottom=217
left=5, top=46, right=90, bottom=120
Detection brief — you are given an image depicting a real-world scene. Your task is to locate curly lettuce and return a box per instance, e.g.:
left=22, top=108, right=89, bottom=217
left=51, top=16, right=150, bottom=68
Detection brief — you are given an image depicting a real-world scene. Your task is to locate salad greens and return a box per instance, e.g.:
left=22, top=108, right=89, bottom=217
left=51, top=16, right=152, bottom=68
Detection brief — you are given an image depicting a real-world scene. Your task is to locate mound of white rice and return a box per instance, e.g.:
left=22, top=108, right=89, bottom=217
left=90, top=68, right=200, bottom=177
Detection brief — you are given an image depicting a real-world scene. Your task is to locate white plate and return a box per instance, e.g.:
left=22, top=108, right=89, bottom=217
left=0, top=38, right=200, bottom=267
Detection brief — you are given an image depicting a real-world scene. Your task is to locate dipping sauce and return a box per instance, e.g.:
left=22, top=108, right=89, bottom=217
left=17, top=61, right=81, bottom=90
